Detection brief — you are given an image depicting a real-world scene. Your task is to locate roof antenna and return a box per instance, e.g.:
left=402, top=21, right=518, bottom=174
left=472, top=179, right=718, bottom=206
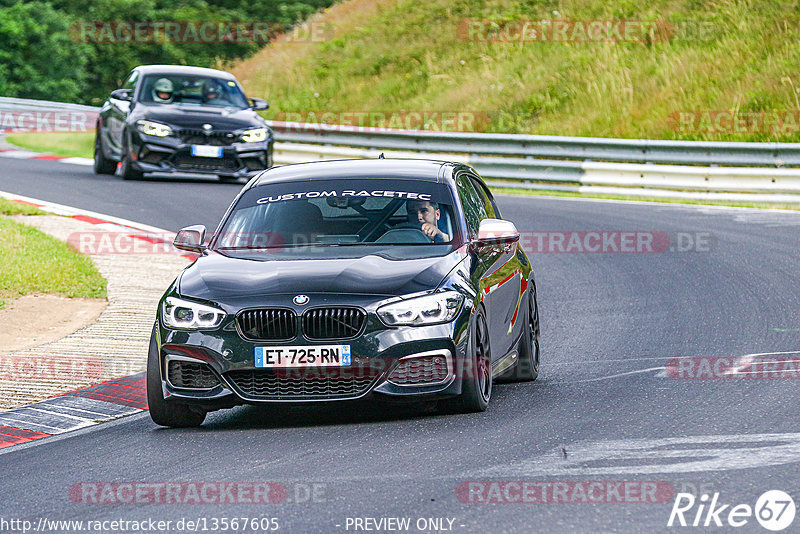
left=378, top=152, right=385, bottom=159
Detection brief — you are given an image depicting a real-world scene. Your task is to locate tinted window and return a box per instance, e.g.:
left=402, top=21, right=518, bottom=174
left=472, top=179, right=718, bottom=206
left=214, top=179, right=459, bottom=259
left=456, top=173, right=487, bottom=236
left=470, top=176, right=500, bottom=219
left=122, top=71, right=138, bottom=91
left=139, top=74, right=249, bottom=108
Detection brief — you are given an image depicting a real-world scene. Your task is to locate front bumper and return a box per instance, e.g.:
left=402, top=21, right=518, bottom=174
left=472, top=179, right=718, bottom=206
left=153, top=300, right=472, bottom=410
left=129, top=129, right=272, bottom=178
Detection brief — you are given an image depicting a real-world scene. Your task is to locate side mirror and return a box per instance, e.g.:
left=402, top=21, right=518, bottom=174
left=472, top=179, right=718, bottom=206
left=110, top=89, right=133, bottom=102
left=250, top=98, right=269, bottom=110
left=471, top=219, right=520, bottom=249
left=173, top=225, right=207, bottom=253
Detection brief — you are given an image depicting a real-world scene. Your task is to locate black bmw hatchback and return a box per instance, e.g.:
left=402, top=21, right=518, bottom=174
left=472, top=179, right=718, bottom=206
left=94, top=65, right=273, bottom=182
left=148, top=159, right=540, bottom=427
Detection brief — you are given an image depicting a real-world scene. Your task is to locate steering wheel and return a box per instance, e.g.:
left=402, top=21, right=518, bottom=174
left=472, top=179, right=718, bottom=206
left=380, top=222, right=446, bottom=243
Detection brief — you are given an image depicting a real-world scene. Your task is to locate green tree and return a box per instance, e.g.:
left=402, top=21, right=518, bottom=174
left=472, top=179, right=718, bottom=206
left=0, top=2, right=91, bottom=102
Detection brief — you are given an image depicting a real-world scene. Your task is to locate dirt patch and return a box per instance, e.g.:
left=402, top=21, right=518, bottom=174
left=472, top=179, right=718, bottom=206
left=0, top=294, right=107, bottom=354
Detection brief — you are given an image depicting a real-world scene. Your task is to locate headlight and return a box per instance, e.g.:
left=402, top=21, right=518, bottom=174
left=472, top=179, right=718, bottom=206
left=136, top=120, right=172, bottom=137
left=240, top=127, right=267, bottom=143
left=377, top=291, right=464, bottom=326
left=162, top=296, right=225, bottom=330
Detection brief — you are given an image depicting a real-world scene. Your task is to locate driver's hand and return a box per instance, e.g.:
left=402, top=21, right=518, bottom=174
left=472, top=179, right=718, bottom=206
left=420, top=223, right=440, bottom=239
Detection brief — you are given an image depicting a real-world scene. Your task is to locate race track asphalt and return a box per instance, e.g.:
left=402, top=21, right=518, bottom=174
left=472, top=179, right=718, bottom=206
left=1, top=159, right=799, bottom=533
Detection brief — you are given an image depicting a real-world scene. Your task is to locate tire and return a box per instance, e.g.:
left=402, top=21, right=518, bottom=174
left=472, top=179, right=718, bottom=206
left=146, top=324, right=207, bottom=428
left=119, top=139, right=143, bottom=180
left=505, top=288, right=540, bottom=382
left=439, top=308, right=492, bottom=413
left=93, top=132, right=117, bottom=175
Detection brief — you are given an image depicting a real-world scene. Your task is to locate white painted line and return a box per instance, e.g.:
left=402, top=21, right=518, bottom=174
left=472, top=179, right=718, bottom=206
left=37, top=403, right=110, bottom=419
left=560, top=367, right=666, bottom=383
left=0, top=150, right=37, bottom=159
left=26, top=407, right=95, bottom=423
left=477, top=432, right=800, bottom=476
left=0, top=416, right=63, bottom=433
left=59, top=157, right=93, bottom=166
left=0, top=189, right=171, bottom=234
left=494, top=191, right=800, bottom=214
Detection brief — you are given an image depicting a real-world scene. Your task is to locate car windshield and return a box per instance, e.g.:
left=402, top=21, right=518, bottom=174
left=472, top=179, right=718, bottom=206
left=139, top=74, right=249, bottom=108
left=214, top=178, right=460, bottom=259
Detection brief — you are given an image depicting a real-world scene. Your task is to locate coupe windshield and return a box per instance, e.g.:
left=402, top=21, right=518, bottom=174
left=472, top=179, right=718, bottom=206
left=140, top=74, right=249, bottom=108
left=215, top=179, right=459, bottom=256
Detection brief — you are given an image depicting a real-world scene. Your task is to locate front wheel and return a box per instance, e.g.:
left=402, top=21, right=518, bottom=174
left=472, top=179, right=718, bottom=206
left=439, top=308, right=492, bottom=413
left=93, top=132, right=117, bottom=175
left=146, top=325, right=206, bottom=428
left=119, top=138, right=143, bottom=180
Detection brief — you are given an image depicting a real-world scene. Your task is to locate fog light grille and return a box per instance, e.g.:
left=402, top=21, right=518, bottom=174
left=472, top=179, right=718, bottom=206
left=167, top=360, right=219, bottom=389
left=226, top=368, right=378, bottom=399
left=388, top=354, right=449, bottom=385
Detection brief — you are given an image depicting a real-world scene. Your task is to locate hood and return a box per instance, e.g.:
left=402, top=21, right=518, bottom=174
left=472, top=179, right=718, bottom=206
left=135, top=103, right=266, bottom=131
left=178, top=251, right=464, bottom=303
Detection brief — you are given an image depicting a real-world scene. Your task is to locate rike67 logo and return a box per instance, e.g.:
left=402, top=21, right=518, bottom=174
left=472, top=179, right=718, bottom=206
left=668, top=490, right=795, bottom=531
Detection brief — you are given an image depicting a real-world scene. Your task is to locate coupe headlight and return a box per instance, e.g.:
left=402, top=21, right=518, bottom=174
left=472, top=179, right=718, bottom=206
left=162, top=296, right=226, bottom=330
left=377, top=291, right=464, bottom=326
left=136, top=120, right=172, bottom=137
left=240, top=127, right=267, bottom=143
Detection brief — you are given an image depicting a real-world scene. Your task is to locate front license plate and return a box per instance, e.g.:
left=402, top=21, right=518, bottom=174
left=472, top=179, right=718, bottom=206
left=255, top=345, right=351, bottom=368
left=191, top=145, right=222, bottom=158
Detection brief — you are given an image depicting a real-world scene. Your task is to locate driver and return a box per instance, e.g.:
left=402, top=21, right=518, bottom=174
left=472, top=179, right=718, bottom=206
left=203, top=81, right=225, bottom=104
left=151, top=78, right=174, bottom=103
left=406, top=199, right=449, bottom=242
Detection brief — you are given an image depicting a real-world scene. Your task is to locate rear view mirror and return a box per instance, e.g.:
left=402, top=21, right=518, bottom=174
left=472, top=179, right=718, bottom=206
left=173, top=225, right=207, bottom=253
left=250, top=98, right=269, bottom=110
left=110, top=89, right=133, bottom=101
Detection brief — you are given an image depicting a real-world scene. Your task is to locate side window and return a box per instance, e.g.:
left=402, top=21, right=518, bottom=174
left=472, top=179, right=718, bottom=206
left=122, top=71, right=138, bottom=91
left=456, top=173, right=488, bottom=237
left=469, top=176, right=499, bottom=219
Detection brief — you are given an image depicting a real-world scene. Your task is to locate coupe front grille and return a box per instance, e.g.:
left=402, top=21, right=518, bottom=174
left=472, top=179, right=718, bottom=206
left=388, top=355, right=449, bottom=385
left=173, top=154, right=239, bottom=171
left=302, top=307, right=366, bottom=340
left=178, top=129, right=237, bottom=146
left=238, top=308, right=296, bottom=341
left=226, top=368, right=378, bottom=399
left=167, top=360, right=219, bottom=389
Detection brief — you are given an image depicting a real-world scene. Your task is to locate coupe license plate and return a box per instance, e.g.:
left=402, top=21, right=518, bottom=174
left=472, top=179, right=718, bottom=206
left=191, top=145, right=222, bottom=158
left=255, top=345, right=351, bottom=368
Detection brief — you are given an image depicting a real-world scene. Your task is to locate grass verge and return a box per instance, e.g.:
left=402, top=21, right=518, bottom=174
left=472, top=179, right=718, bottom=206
left=231, top=0, right=800, bottom=143
left=0, top=197, right=45, bottom=216
left=6, top=131, right=94, bottom=159
left=0, top=215, right=107, bottom=309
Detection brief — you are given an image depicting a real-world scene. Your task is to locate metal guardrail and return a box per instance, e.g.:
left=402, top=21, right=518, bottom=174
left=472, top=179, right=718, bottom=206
left=267, top=121, right=800, bottom=168
left=3, top=96, right=800, bottom=201
left=0, top=96, right=99, bottom=113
